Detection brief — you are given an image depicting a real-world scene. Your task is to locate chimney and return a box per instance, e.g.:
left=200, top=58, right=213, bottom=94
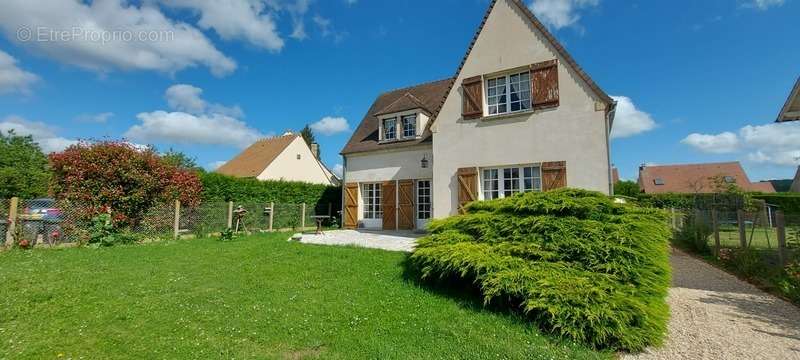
left=639, top=163, right=647, bottom=171
left=310, top=143, right=320, bottom=159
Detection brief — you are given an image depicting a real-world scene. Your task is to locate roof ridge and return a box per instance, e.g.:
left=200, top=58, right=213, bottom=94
left=643, top=161, right=741, bottom=169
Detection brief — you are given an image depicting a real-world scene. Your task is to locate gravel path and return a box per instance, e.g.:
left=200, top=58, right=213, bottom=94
left=296, top=230, right=421, bottom=252
left=625, top=249, right=800, bottom=360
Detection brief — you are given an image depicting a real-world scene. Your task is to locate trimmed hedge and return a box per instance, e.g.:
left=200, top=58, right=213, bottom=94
left=407, top=188, right=671, bottom=351
left=636, top=192, right=745, bottom=210
left=751, top=193, right=800, bottom=214
left=201, top=172, right=340, bottom=207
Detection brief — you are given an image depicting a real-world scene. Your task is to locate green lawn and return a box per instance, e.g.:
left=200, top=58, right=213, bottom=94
left=0, top=234, right=606, bottom=359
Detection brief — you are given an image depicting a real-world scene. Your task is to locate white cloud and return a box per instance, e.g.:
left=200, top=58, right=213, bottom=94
left=125, top=84, right=263, bottom=147
left=206, top=160, right=227, bottom=171
left=682, top=122, right=800, bottom=167
left=159, top=0, right=284, bottom=51
left=287, top=0, right=311, bottom=40
left=0, top=115, right=77, bottom=153
left=741, top=0, right=785, bottom=10
left=529, top=0, right=600, bottom=30
left=681, top=132, right=740, bottom=154
left=610, top=96, right=657, bottom=139
left=332, top=163, right=343, bottom=177
left=0, top=0, right=236, bottom=77
left=310, top=116, right=350, bottom=136
left=0, top=50, right=39, bottom=95
left=313, top=15, right=347, bottom=43
left=75, top=112, right=114, bottom=123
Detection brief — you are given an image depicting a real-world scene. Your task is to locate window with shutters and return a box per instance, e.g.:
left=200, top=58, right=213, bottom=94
left=383, top=118, right=397, bottom=140
left=362, top=183, right=382, bottom=219
left=481, top=164, right=541, bottom=199
left=402, top=114, right=417, bottom=138
left=486, top=71, right=531, bottom=115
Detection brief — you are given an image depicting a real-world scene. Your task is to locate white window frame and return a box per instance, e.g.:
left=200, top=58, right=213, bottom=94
left=382, top=118, right=397, bottom=140
left=362, top=183, right=382, bottom=219
left=417, top=180, right=431, bottom=220
left=481, top=164, right=542, bottom=200
left=402, top=114, right=417, bottom=138
left=485, top=71, right=531, bottom=116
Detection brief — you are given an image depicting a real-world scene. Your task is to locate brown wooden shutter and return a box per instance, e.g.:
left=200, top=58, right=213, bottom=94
left=461, top=76, right=483, bottom=119
left=398, top=180, right=415, bottom=230
left=531, top=60, right=559, bottom=109
left=343, top=183, right=359, bottom=229
left=457, top=167, right=479, bottom=214
left=382, top=181, right=397, bottom=230
left=542, top=161, right=567, bottom=191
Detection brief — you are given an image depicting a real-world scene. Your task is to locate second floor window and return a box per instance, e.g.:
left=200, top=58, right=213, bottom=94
left=402, top=115, right=417, bottom=138
left=486, top=71, right=531, bottom=115
left=383, top=118, right=397, bottom=140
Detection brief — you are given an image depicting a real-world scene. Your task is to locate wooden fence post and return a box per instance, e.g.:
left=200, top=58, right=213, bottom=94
left=301, top=203, right=306, bottom=229
left=226, top=201, right=233, bottom=229
left=173, top=200, right=181, bottom=240
left=712, top=208, right=721, bottom=257
left=777, top=211, right=787, bottom=266
left=269, top=202, right=274, bottom=232
left=738, top=210, right=747, bottom=248
left=5, top=197, right=19, bottom=247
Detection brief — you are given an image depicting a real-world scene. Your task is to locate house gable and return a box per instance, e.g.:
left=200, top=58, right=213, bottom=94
left=216, top=134, right=298, bottom=178
left=778, top=77, right=800, bottom=122
left=257, top=136, right=337, bottom=185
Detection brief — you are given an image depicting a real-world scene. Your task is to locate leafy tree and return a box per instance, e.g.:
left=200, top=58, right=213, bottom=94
left=300, top=125, right=316, bottom=146
left=0, top=130, right=50, bottom=199
left=49, top=141, right=202, bottom=227
left=162, top=148, right=203, bottom=173
left=614, top=180, right=640, bottom=197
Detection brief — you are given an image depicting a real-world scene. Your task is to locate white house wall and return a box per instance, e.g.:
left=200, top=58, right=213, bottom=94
left=431, top=0, right=611, bottom=217
left=257, top=137, right=335, bottom=185
left=344, top=145, right=433, bottom=183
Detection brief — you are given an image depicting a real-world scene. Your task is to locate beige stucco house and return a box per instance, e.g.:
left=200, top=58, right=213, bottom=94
left=217, top=132, right=339, bottom=186
left=340, top=0, right=616, bottom=230
left=791, top=167, right=800, bottom=193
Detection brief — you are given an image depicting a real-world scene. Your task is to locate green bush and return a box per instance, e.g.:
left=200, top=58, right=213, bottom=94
left=407, top=189, right=671, bottom=351
left=751, top=193, right=800, bottom=214
left=88, top=214, right=141, bottom=247
left=672, top=212, right=712, bottom=255
left=200, top=172, right=340, bottom=208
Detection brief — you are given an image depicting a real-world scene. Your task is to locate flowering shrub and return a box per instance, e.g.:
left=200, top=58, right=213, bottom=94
left=49, top=141, right=202, bottom=227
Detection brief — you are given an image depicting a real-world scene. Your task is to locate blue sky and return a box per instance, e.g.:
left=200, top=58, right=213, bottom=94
left=0, top=0, right=797, bottom=182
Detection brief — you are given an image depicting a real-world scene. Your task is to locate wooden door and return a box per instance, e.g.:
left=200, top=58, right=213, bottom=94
left=382, top=181, right=397, bottom=230
left=343, top=183, right=358, bottom=229
left=457, top=167, right=478, bottom=214
left=397, top=180, right=415, bottom=230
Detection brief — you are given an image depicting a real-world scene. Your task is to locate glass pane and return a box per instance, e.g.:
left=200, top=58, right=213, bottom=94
left=488, top=79, right=496, bottom=87
left=511, top=102, right=520, bottom=112
left=498, top=104, right=507, bottom=113
left=524, top=167, right=532, bottom=178
left=524, top=179, right=533, bottom=191
left=534, top=178, right=542, bottom=190
left=511, top=92, right=519, bottom=102
left=497, top=77, right=506, bottom=85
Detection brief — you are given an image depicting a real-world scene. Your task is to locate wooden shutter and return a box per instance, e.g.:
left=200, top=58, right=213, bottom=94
left=542, top=161, right=567, bottom=191
left=382, top=181, right=397, bottom=230
left=531, top=60, right=559, bottom=109
left=457, top=167, right=479, bottom=214
left=398, top=180, right=415, bottom=230
left=343, top=183, right=359, bottom=229
left=461, top=76, right=483, bottom=119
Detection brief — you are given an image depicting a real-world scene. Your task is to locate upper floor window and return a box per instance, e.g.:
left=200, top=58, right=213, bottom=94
left=486, top=71, right=531, bottom=115
left=402, top=115, right=417, bottom=138
left=383, top=117, right=397, bottom=140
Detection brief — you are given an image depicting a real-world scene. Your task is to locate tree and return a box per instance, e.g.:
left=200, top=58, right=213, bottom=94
left=49, top=141, right=202, bottom=226
left=0, top=130, right=50, bottom=199
left=300, top=124, right=321, bottom=159
left=162, top=148, right=203, bottom=173
left=614, top=180, right=640, bottom=197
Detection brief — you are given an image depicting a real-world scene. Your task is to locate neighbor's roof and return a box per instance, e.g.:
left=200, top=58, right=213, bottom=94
left=341, top=78, right=452, bottom=155
left=638, top=162, right=775, bottom=194
left=216, top=134, right=299, bottom=178
left=778, top=76, right=800, bottom=122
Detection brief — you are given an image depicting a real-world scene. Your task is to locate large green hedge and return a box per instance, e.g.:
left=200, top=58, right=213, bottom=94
left=752, top=193, right=800, bottom=214
left=201, top=173, right=341, bottom=207
left=407, top=189, right=671, bottom=351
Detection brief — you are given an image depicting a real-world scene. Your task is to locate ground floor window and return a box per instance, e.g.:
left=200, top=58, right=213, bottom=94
left=482, top=165, right=542, bottom=199
left=417, top=180, right=431, bottom=220
left=362, top=183, right=382, bottom=219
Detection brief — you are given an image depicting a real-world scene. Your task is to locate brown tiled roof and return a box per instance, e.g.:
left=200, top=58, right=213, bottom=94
left=611, top=167, right=620, bottom=184
left=216, top=134, right=298, bottom=177
left=638, top=162, right=776, bottom=194
left=341, top=79, right=452, bottom=155
left=777, top=76, right=800, bottom=122
left=374, top=93, right=429, bottom=116
left=751, top=181, right=777, bottom=193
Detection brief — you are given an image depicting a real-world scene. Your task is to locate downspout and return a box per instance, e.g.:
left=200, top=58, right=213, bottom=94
left=340, top=155, right=347, bottom=229
left=605, top=101, right=617, bottom=196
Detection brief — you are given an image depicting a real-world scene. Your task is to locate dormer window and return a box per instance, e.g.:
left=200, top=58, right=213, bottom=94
left=402, top=114, right=417, bottom=138
left=487, top=71, right=531, bottom=115
left=383, top=117, right=397, bottom=140
left=723, top=176, right=735, bottom=184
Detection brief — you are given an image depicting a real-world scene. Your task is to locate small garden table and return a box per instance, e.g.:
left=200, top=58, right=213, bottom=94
left=310, top=215, right=330, bottom=235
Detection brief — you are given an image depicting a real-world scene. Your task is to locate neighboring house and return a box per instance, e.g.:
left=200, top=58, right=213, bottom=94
left=777, top=76, right=800, bottom=122
left=217, top=132, right=339, bottom=186
left=340, top=0, right=616, bottom=230
left=638, top=162, right=776, bottom=194
left=791, top=167, right=800, bottom=193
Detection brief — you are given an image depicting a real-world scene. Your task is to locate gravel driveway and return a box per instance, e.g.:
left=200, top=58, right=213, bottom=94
left=625, top=249, right=800, bottom=360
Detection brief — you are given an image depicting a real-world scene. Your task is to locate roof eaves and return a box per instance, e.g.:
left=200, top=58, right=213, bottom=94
left=777, top=76, right=800, bottom=122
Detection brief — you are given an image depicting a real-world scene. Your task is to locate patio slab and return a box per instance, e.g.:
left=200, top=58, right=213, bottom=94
left=296, top=230, right=423, bottom=252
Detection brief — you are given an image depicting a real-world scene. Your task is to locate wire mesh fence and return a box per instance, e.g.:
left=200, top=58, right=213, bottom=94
left=2, top=197, right=341, bottom=247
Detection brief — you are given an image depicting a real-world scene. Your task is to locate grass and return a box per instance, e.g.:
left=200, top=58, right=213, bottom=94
left=0, top=233, right=607, bottom=359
